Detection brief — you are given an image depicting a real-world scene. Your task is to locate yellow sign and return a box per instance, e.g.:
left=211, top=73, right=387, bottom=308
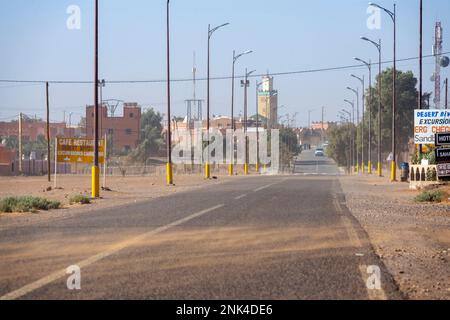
left=56, top=138, right=106, bottom=164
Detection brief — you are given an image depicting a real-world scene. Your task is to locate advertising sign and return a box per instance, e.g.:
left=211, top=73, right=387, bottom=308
left=56, top=138, right=105, bottom=164
left=437, top=163, right=450, bottom=178
left=435, top=133, right=450, bottom=146
left=414, top=110, right=450, bottom=145
left=436, top=148, right=450, bottom=164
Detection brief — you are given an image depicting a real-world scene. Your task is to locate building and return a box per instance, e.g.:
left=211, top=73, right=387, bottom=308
left=0, top=117, right=73, bottom=142
left=258, top=76, right=278, bottom=128
left=310, top=121, right=336, bottom=131
left=86, top=103, right=141, bottom=153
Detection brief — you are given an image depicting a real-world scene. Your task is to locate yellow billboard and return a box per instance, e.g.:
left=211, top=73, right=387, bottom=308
left=56, top=138, right=105, bottom=164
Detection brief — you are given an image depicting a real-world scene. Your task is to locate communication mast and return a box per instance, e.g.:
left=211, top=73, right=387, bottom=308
left=185, top=51, right=203, bottom=126
left=433, top=22, right=443, bottom=108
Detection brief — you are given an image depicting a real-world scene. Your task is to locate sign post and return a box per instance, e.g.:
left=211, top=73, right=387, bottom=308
left=435, top=133, right=450, bottom=180
left=55, top=138, right=105, bottom=190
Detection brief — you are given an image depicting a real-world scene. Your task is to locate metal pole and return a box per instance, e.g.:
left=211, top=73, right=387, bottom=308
left=18, top=112, right=23, bottom=174
left=391, top=3, right=397, bottom=182
left=166, top=0, right=173, bottom=185
left=256, top=81, right=260, bottom=173
left=205, top=24, right=211, bottom=179
left=445, top=78, right=448, bottom=109
left=230, top=51, right=235, bottom=176
left=368, top=64, right=372, bottom=174
left=54, top=137, right=58, bottom=189
left=378, top=40, right=383, bottom=177
left=46, top=82, right=51, bottom=182
left=244, top=69, right=249, bottom=175
left=92, top=0, right=100, bottom=197
left=418, top=0, right=423, bottom=156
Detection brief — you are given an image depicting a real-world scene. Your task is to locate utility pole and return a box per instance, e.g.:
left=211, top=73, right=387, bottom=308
left=321, top=107, right=325, bottom=145
left=419, top=0, right=423, bottom=156
left=92, top=0, right=100, bottom=198
left=18, top=112, right=23, bottom=174
left=46, top=82, right=51, bottom=182
left=166, top=0, right=173, bottom=185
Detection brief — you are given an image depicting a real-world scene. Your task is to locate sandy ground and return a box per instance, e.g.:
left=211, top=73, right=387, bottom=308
left=0, top=174, right=239, bottom=228
left=339, top=175, right=450, bottom=300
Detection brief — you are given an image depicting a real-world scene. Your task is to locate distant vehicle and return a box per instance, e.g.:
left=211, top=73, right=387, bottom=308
left=315, top=148, right=325, bottom=157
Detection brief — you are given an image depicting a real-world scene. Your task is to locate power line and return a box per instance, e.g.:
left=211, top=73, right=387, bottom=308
left=0, top=52, right=447, bottom=85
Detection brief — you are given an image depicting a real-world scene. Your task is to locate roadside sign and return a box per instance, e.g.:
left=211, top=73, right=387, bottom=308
left=56, top=138, right=105, bottom=164
left=435, top=148, right=450, bottom=164
left=414, top=109, right=450, bottom=145
left=435, top=132, right=450, bottom=146
left=437, top=163, right=450, bottom=178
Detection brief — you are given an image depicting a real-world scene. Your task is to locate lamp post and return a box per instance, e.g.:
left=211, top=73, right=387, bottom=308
left=92, top=0, right=100, bottom=198
left=346, top=87, right=360, bottom=173
left=230, top=50, right=252, bottom=176
left=361, top=37, right=383, bottom=177
left=243, top=69, right=256, bottom=175
left=256, top=81, right=263, bottom=173
left=354, top=57, right=372, bottom=174
left=345, top=99, right=356, bottom=172
left=165, top=0, right=174, bottom=185
left=206, top=22, right=229, bottom=179
left=341, top=109, right=353, bottom=174
left=370, top=2, right=396, bottom=182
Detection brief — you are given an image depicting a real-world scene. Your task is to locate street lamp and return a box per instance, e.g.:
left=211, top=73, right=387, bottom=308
left=243, top=69, right=256, bottom=175
left=205, top=22, right=229, bottom=179
left=92, top=0, right=100, bottom=198
left=256, top=80, right=263, bottom=173
left=344, top=99, right=356, bottom=172
left=369, top=2, right=396, bottom=182
left=230, top=50, right=252, bottom=176
left=341, top=109, right=353, bottom=174
left=165, top=0, right=174, bottom=185
left=354, top=57, right=372, bottom=174
left=361, top=36, right=383, bottom=177
left=347, top=87, right=360, bottom=173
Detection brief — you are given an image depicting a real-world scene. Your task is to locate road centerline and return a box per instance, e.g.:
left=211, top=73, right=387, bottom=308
left=0, top=204, right=225, bottom=301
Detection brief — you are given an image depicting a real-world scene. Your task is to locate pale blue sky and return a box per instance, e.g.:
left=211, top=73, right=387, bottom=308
left=0, top=0, right=449, bottom=126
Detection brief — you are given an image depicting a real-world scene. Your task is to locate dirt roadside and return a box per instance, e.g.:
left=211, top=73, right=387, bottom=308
left=0, top=174, right=240, bottom=228
left=339, top=175, right=450, bottom=300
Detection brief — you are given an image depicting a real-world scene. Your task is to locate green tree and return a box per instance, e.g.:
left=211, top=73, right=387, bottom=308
left=326, top=123, right=355, bottom=167
left=364, top=68, right=418, bottom=159
left=130, top=108, right=164, bottom=162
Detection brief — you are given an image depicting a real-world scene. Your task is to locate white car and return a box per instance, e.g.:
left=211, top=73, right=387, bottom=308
left=315, top=148, right=325, bottom=157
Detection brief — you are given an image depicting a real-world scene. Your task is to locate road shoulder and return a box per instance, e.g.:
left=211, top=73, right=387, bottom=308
left=339, top=175, right=450, bottom=300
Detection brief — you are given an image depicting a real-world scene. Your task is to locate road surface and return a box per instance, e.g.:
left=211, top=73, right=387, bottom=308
left=0, top=157, right=401, bottom=300
left=294, top=149, right=342, bottom=176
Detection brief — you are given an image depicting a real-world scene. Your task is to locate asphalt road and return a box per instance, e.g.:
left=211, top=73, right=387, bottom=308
left=294, top=149, right=342, bottom=176
left=0, top=163, right=402, bottom=300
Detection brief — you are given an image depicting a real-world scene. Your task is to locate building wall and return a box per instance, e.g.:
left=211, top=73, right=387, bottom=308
left=0, top=121, right=71, bottom=141
left=86, top=103, right=141, bottom=153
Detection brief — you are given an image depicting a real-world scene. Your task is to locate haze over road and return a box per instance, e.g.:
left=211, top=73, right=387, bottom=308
left=294, top=149, right=342, bottom=176
left=0, top=158, right=400, bottom=300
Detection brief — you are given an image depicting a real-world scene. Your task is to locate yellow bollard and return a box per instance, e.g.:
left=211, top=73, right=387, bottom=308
left=229, top=163, right=233, bottom=176
left=244, top=163, right=249, bottom=175
left=390, top=161, right=396, bottom=182
left=166, top=162, right=173, bottom=185
left=255, top=162, right=260, bottom=174
left=91, top=166, right=100, bottom=198
left=263, top=164, right=267, bottom=173
left=377, top=162, right=382, bottom=177
left=361, top=163, right=365, bottom=174
left=205, top=162, right=210, bottom=179
left=368, top=161, right=372, bottom=175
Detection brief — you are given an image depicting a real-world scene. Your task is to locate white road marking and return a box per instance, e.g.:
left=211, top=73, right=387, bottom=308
left=234, top=194, right=247, bottom=200
left=0, top=204, right=225, bottom=301
left=253, top=179, right=286, bottom=192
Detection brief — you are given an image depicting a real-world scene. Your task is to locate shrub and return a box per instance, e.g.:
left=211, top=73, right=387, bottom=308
left=69, top=195, right=91, bottom=205
left=0, top=196, right=61, bottom=213
left=414, top=190, right=447, bottom=203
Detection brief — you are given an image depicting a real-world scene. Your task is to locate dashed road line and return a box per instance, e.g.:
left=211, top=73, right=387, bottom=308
left=234, top=194, right=247, bottom=200
left=0, top=204, right=225, bottom=301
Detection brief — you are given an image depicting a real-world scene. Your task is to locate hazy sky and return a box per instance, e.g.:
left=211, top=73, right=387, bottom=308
left=1, top=0, right=449, bottom=126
